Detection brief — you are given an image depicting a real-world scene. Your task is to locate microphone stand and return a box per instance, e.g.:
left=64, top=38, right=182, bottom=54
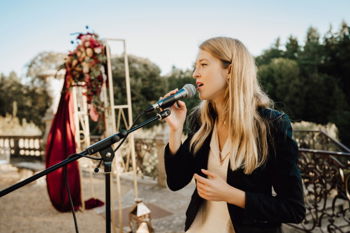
left=0, top=109, right=171, bottom=233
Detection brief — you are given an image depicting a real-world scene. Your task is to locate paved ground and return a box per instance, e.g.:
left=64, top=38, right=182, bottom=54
left=0, top=163, right=302, bottom=233
left=0, top=163, right=192, bottom=233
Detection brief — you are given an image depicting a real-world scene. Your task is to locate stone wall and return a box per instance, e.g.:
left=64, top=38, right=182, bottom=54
left=0, top=114, right=41, bottom=136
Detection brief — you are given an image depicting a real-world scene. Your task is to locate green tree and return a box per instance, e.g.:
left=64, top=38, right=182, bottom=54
left=298, top=27, right=324, bottom=76
left=257, top=22, right=350, bottom=146
left=322, top=22, right=350, bottom=104
left=258, top=58, right=304, bottom=120
left=256, top=37, right=284, bottom=66
left=0, top=51, right=64, bottom=133
left=0, top=71, right=51, bottom=132
left=284, top=36, right=300, bottom=60
left=26, top=51, right=65, bottom=88
left=110, top=54, right=166, bottom=128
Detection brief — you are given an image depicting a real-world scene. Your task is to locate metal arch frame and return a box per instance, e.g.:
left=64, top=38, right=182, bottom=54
left=71, top=38, right=139, bottom=233
left=103, top=38, right=139, bottom=233
left=72, top=83, right=92, bottom=211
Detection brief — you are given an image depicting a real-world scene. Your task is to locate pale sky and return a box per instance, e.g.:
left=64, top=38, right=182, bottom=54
left=0, top=0, right=349, bottom=76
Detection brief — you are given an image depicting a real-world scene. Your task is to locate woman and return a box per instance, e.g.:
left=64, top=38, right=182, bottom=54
left=162, top=37, right=305, bottom=233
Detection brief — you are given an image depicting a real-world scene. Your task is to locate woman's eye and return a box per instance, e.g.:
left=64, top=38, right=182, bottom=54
left=201, top=63, right=207, bottom=66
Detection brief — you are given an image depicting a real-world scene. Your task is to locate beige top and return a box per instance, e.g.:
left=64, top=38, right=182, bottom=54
left=186, top=123, right=235, bottom=233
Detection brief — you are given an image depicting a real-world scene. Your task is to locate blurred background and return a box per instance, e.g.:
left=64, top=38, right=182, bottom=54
left=1, top=0, right=350, bottom=143
left=0, top=1, right=350, bottom=233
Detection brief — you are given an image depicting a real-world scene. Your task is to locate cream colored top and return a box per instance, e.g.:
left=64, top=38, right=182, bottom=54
left=186, top=123, right=235, bottom=233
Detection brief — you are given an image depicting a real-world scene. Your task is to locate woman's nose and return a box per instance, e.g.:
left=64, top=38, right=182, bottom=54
left=192, top=68, right=200, bottom=79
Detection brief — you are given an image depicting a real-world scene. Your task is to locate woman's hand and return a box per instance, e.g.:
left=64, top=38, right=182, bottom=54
left=160, top=88, right=187, bottom=132
left=194, top=169, right=246, bottom=208
left=194, top=169, right=232, bottom=202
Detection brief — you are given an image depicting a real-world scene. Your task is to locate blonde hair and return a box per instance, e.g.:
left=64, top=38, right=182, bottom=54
left=190, top=37, right=273, bottom=174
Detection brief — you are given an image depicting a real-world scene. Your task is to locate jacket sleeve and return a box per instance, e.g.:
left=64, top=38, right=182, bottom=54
left=164, top=133, right=196, bottom=191
left=244, top=114, right=306, bottom=224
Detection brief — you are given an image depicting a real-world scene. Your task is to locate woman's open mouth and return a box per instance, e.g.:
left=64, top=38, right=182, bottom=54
left=196, top=82, right=204, bottom=89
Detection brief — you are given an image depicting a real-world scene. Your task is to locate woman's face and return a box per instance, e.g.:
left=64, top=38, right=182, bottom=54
left=193, top=49, right=229, bottom=102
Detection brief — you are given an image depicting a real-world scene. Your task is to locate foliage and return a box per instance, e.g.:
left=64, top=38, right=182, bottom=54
left=0, top=71, right=51, bottom=133
left=256, top=22, right=350, bottom=146
left=26, top=51, right=66, bottom=85
left=110, top=54, right=166, bottom=129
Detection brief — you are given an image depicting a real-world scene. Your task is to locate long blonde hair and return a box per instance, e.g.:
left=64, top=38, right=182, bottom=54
left=189, top=37, right=273, bottom=174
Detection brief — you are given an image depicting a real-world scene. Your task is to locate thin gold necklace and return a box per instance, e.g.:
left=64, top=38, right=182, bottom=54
left=217, top=121, right=230, bottom=165
left=219, top=150, right=230, bottom=165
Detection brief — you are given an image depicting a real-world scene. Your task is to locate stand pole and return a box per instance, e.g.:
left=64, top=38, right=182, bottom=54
left=99, top=146, right=114, bottom=233
left=106, top=172, right=111, bottom=233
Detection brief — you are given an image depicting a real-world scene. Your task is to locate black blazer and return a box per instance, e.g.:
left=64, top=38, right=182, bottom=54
left=164, top=107, right=305, bottom=233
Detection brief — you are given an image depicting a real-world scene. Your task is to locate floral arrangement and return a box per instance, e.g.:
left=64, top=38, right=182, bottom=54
left=64, top=32, right=106, bottom=121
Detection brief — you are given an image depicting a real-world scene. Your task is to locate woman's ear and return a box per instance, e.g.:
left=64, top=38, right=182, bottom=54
left=227, top=64, right=232, bottom=75
left=226, top=64, right=232, bottom=79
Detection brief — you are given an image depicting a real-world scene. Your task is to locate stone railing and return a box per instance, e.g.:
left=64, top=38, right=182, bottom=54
left=0, top=135, right=44, bottom=163
left=90, top=134, right=166, bottom=186
left=289, top=130, right=350, bottom=233
left=294, top=130, right=350, bottom=153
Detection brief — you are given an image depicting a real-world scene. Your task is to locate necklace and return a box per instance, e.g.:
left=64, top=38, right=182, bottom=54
left=219, top=151, right=230, bottom=165
left=218, top=119, right=227, bottom=125
left=216, top=120, right=229, bottom=165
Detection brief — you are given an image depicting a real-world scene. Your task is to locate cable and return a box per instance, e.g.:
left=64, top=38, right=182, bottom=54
left=63, top=166, right=80, bottom=233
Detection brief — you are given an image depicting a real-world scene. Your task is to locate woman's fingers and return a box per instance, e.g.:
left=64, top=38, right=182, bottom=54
left=196, top=180, right=207, bottom=190
left=194, top=173, right=208, bottom=184
left=201, top=169, right=217, bottom=179
left=164, top=88, right=178, bottom=98
left=177, top=100, right=185, bottom=107
left=173, top=99, right=187, bottom=110
left=159, top=89, right=180, bottom=108
left=159, top=88, right=183, bottom=111
left=196, top=182, right=210, bottom=200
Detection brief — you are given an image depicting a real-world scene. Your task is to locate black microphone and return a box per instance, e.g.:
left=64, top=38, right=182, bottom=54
left=145, top=84, right=196, bottom=113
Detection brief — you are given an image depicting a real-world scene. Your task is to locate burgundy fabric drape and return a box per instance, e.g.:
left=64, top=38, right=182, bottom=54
left=45, top=80, right=82, bottom=212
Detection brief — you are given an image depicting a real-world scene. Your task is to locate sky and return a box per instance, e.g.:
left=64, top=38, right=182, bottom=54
left=0, top=0, right=349, bottom=77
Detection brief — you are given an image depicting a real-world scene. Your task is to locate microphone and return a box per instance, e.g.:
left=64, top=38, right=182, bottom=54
left=145, top=84, right=196, bottom=113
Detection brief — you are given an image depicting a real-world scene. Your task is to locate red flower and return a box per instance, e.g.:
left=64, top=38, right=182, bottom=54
left=64, top=32, right=106, bottom=121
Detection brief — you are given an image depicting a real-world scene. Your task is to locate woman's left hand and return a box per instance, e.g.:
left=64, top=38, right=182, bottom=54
left=194, top=169, right=233, bottom=202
